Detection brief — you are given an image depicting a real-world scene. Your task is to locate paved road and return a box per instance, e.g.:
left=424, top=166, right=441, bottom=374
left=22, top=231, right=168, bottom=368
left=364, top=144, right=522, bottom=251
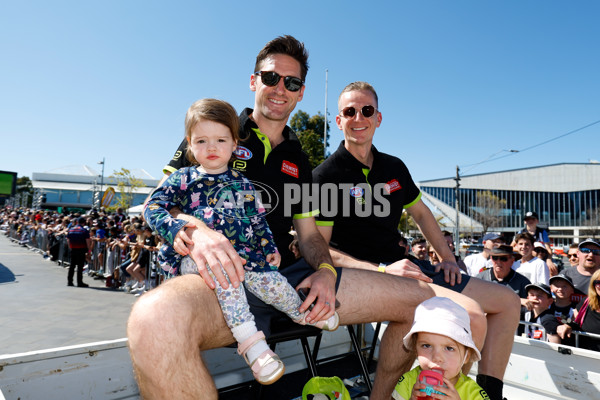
left=0, top=235, right=137, bottom=355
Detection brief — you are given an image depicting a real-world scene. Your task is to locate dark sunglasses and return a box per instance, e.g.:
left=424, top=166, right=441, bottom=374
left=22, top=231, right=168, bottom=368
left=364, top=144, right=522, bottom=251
left=340, top=105, right=377, bottom=119
left=255, top=71, right=303, bottom=92
left=594, top=280, right=600, bottom=286
left=568, top=253, right=578, bottom=258
left=580, top=247, right=600, bottom=256
left=491, top=255, right=510, bottom=262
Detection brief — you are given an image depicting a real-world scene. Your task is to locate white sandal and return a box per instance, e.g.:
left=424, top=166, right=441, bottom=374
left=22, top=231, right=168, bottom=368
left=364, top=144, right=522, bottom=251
left=237, top=331, right=285, bottom=385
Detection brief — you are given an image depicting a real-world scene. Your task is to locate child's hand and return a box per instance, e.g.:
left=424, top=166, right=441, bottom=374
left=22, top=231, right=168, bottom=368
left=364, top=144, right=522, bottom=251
left=432, top=376, right=460, bottom=400
left=266, top=252, right=281, bottom=267
left=409, top=381, right=430, bottom=399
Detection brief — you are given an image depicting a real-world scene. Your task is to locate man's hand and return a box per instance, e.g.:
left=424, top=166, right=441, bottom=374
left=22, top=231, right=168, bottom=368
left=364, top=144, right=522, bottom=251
left=296, top=268, right=336, bottom=325
left=175, top=222, right=245, bottom=290
left=266, top=252, right=281, bottom=267
left=434, top=260, right=462, bottom=286
left=385, top=259, right=433, bottom=283
left=547, top=258, right=559, bottom=276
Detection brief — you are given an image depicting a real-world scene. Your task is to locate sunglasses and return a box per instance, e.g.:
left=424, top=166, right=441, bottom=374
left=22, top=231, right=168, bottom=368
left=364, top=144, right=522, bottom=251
left=594, top=280, right=600, bottom=286
left=491, top=255, right=510, bottom=262
left=568, top=253, right=578, bottom=258
left=580, top=247, right=600, bottom=256
left=255, top=71, right=304, bottom=92
left=340, top=105, right=377, bottom=119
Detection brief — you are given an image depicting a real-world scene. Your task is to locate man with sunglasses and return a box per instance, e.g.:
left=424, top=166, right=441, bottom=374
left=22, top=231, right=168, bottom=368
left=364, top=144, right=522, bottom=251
left=477, top=245, right=531, bottom=301
left=130, top=37, right=481, bottom=400
left=566, top=243, right=579, bottom=268
left=562, top=238, right=600, bottom=295
left=313, top=81, right=520, bottom=400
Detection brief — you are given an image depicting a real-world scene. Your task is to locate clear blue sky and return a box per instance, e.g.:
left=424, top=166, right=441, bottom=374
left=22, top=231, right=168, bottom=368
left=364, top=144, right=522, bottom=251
left=2, top=1, right=599, bottom=183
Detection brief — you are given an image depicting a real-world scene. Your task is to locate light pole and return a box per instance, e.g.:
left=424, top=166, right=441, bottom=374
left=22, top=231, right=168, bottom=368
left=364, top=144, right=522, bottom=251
left=98, top=158, right=105, bottom=197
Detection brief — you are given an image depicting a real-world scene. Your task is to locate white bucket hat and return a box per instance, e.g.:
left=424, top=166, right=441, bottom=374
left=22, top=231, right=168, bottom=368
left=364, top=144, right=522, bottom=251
left=403, top=297, right=481, bottom=362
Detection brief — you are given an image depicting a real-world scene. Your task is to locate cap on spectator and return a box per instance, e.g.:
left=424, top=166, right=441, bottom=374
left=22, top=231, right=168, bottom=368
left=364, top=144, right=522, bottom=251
left=533, top=242, right=547, bottom=251
left=525, top=282, right=552, bottom=297
left=490, top=245, right=513, bottom=256
left=524, top=211, right=538, bottom=221
left=482, top=232, right=501, bottom=242
left=549, top=274, right=575, bottom=289
left=403, top=297, right=481, bottom=362
left=77, top=217, right=87, bottom=225
left=578, top=238, right=600, bottom=249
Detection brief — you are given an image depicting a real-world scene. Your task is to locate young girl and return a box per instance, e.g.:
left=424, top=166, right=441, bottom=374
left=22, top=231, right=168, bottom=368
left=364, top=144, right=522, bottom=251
left=392, top=297, right=488, bottom=400
left=144, top=98, right=339, bottom=386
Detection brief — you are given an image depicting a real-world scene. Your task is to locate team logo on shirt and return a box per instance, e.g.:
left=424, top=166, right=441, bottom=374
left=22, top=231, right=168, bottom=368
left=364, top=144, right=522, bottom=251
left=281, top=160, right=299, bottom=178
left=234, top=146, right=252, bottom=160
left=349, top=186, right=364, bottom=198
left=384, top=179, right=401, bottom=194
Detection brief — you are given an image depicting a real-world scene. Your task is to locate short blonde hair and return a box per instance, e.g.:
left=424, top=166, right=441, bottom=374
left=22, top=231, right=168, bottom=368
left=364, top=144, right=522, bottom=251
left=184, top=98, right=239, bottom=165
left=338, top=81, right=379, bottom=109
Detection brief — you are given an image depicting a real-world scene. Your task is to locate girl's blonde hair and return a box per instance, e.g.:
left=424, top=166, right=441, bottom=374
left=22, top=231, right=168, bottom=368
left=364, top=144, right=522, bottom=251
left=588, top=269, right=600, bottom=310
left=184, top=98, right=239, bottom=165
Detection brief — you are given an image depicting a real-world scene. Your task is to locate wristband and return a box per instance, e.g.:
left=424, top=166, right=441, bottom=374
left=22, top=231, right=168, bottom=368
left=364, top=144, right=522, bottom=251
left=318, top=263, right=337, bottom=279
left=378, top=263, right=387, bottom=273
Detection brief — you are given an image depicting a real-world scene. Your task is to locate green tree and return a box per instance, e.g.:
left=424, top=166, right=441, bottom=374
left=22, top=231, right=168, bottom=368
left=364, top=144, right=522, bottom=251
left=398, top=210, right=418, bottom=236
left=16, top=176, right=33, bottom=207
left=108, top=168, right=145, bottom=211
left=473, top=190, right=507, bottom=233
left=290, top=110, right=330, bottom=168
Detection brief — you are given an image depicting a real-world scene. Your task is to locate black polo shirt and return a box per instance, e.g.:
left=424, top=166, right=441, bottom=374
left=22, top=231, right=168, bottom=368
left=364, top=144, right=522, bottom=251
left=313, top=141, right=421, bottom=264
left=164, top=108, right=314, bottom=268
left=476, top=268, right=531, bottom=298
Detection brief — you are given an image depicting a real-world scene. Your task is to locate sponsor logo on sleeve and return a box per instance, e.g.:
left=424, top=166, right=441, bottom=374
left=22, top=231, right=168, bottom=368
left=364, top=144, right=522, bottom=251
left=385, top=179, right=402, bottom=194
left=281, top=160, right=299, bottom=178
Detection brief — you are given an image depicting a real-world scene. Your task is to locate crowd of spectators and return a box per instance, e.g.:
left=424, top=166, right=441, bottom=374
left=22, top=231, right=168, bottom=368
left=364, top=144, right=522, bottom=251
left=2, top=204, right=599, bottom=351
left=0, top=206, right=161, bottom=296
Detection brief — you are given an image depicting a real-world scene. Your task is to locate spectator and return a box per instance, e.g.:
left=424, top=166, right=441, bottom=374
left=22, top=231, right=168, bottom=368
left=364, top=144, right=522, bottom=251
left=288, top=239, right=301, bottom=260
left=411, top=237, right=428, bottom=261
left=398, top=236, right=409, bottom=257
left=549, top=274, right=577, bottom=326
left=442, top=230, right=467, bottom=273
left=477, top=245, right=531, bottom=302
left=566, top=243, right=579, bottom=268
left=464, top=232, right=504, bottom=277
left=392, top=297, right=488, bottom=400
left=557, top=269, right=600, bottom=351
left=65, top=217, right=91, bottom=288
left=520, top=283, right=561, bottom=344
left=512, top=232, right=550, bottom=285
left=427, top=243, right=440, bottom=265
left=562, top=238, right=600, bottom=296
left=511, top=211, right=558, bottom=276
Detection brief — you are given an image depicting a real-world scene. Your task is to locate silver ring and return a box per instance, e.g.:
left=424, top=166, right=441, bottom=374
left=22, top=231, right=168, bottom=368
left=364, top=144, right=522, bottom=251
left=325, top=302, right=330, bottom=306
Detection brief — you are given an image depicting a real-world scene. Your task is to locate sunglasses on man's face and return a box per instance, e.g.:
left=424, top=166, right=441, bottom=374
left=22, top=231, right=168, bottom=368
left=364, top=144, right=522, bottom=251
left=492, top=255, right=510, bottom=262
left=580, top=247, right=600, bottom=256
left=340, top=105, right=377, bottom=119
left=568, top=253, right=578, bottom=258
left=255, top=71, right=303, bottom=92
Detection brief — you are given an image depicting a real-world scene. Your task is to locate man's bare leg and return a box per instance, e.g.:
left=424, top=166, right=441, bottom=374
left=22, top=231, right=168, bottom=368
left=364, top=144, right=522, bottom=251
left=127, top=274, right=234, bottom=400
left=460, top=278, right=521, bottom=380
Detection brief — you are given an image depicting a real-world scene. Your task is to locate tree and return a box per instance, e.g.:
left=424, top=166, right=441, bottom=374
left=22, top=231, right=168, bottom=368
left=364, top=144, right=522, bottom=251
left=16, top=176, right=33, bottom=207
left=108, top=168, right=145, bottom=211
left=472, top=190, right=506, bottom=233
left=398, top=210, right=418, bottom=236
left=583, top=207, right=600, bottom=239
left=290, top=110, right=330, bottom=169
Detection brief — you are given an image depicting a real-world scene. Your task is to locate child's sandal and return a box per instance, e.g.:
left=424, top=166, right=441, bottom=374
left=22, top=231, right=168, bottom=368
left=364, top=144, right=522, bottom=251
left=237, top=331, right=285, bottom=385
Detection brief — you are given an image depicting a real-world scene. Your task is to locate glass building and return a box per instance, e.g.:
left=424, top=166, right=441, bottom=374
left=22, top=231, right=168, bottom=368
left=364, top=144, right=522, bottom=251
left=419, top=163, right=600, bottom=246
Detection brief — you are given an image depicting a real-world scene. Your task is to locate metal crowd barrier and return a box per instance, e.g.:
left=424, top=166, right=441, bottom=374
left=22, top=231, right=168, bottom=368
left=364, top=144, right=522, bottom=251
left=518, top=320, right=600, bottom=350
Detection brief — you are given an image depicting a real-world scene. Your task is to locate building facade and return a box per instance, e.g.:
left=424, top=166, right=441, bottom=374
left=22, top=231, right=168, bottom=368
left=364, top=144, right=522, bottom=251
left=419, top=163, right=600, bottom=246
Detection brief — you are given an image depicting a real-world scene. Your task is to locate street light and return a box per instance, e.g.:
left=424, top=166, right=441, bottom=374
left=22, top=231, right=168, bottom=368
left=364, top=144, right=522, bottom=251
left=98, top=158, right=105, bottom=198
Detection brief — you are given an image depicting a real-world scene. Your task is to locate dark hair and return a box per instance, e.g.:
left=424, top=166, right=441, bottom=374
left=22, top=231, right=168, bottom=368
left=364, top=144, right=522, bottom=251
left=254, top=35, right=309, bottom=81
left=412, top=237, right=427, bottom=246
left=442, top=230, right=453, bottom=238
left=515, top=232, right=535, bottom=246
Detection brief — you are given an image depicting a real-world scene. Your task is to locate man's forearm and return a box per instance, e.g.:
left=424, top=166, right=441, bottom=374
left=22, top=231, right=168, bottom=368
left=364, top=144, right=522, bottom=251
left=297, top=230, right=334, bottom=270
left=329, top=247, right=377, bottom=271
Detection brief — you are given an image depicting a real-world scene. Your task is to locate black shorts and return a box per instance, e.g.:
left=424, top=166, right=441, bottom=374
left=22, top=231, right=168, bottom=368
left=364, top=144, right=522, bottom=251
left=413, top=258, right=470, bottom=293
left=245, top=258, right=343, bottom=337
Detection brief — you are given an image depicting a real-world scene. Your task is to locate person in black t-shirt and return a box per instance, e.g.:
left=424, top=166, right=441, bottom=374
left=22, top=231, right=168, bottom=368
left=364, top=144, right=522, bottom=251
left=520, top=283, right=561, bottom=343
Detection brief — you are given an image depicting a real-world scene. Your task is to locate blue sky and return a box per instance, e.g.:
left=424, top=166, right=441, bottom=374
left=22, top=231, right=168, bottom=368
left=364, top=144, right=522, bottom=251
left=2, top=1, right=599, bottom=183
